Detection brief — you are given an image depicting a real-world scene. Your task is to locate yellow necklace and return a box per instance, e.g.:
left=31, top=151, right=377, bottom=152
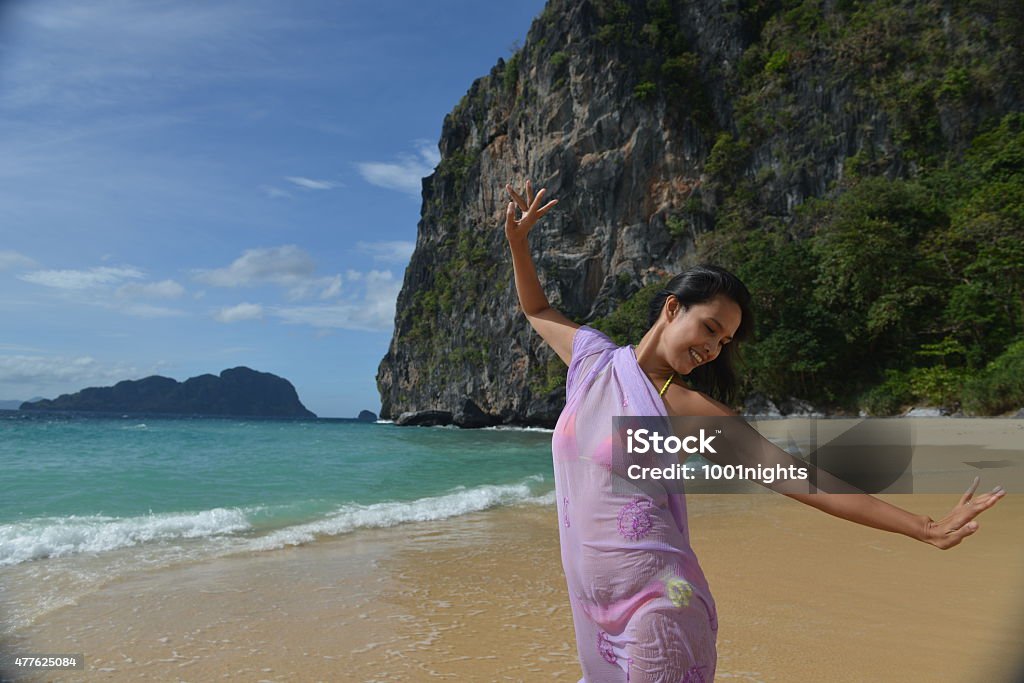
left=658, top=372, right=675, bottom=397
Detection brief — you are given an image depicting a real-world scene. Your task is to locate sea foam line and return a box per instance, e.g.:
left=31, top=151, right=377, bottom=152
left=0, top=477, right=554, bottom=565
left=248, top=476, right=551, bottom=551
left=0, top=507, right=253, bottom=566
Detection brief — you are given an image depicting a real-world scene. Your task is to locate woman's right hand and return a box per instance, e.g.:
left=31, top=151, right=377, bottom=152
left=919, top=476, right=1006, bottom=550
left=505, top=180, right=558, bottom=244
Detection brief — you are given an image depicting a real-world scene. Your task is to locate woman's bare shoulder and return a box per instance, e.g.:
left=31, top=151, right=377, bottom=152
left=664, top=384, right=737, bottom=417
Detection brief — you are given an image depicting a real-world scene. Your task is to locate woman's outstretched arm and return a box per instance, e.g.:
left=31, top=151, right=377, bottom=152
left=505, top=180, right=579, bottom=365
left=784, top=478, right=1005, bottom=549
left=668, top=390, right=1007, bottom=550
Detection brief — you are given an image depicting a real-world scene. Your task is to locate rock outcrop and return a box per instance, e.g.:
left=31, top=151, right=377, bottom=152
left=376, top=0, right=1023, bottom=426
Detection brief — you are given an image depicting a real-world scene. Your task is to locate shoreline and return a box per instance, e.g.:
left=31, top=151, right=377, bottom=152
left=5, top=490, right=1023, bottom=682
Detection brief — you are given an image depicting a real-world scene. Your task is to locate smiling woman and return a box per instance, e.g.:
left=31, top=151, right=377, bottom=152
left=503, top=179, right=1008, bottom=683
left=633, top=267, right=754, bottom=410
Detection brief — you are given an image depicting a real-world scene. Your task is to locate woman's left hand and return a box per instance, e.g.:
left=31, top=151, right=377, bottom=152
left=920, top=476, right=1005, bottom=549
left=505, top=180, right=558, bottom=244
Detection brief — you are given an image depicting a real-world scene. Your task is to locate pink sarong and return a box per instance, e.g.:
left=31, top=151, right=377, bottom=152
left=552, top=325, right=718, bottom=682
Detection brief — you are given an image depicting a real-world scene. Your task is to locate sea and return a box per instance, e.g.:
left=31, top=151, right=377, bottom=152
left=0, top=411, right=556, bottom=635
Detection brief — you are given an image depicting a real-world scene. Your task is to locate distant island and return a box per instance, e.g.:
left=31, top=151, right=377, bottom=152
left=20, top=367, right=316, bottom=418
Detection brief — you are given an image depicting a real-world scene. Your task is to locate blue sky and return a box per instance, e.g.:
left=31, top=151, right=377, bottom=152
left=0, top=0, right=546, bottom=417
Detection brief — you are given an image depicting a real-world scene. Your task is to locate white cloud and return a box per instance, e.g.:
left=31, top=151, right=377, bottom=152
left=0, top=354, right=146, bottom=387
left=285, top=176, right=340, bottom=190
left=194, top=245, right=316, bottom=288
left=15, top=263, right=187, bottom=318
left=116, top=279, right=185, bottom=299
left=121, top=303, right=186, bottom=318
left=215, top=302, right=264, bottom=323
left=19, top=266, right=144, bottom=290
left=355, top=240, right=415, bottom=264
left=356, top=140, right=440, bottom=197
left=0, top=251, right=37, bottom=271
left=271, top=269, right=400, bottom=332
left=0, top=344, right=46, bottom=353
left=2, top=1, right=297, bottom=112
left=260, top=185, right=292, bottom=199
left=194, top=245, right=344, bottom=300
left=320, top=274, right=342, bottom=299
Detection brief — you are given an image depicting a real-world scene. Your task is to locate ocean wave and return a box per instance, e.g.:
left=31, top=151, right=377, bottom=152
left=0, top=476, right=556, bottom=565
left=0, top=507, right=253, bottom=566
left=481, top=425, right=555, bottom=433
left=248, top=477, right=552, bottom=551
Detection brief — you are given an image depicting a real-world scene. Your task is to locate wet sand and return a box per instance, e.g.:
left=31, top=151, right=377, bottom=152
left=4, top=422, right=1024, bottom=682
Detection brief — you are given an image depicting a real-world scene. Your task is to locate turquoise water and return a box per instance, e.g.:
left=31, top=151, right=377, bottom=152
left=0, top=413, right=555, bottom=567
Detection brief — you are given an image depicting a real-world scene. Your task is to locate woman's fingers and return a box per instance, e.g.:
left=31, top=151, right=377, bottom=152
left=962, top=487, right=1006, bottom=521
left=505, top=201, right=517, bottom=231
left=959, top=476, right=980, bottom=507
left=506, top=184, right=528, bottom=211
left=937, top=486, right=1005, bottom=547
left=530, top=187, right=547, bottom=212
left=507, top=181, right=558, bottom=224
left=943, top=520, right=980, bottom=548
left=535, top=198, right=559, bottom=218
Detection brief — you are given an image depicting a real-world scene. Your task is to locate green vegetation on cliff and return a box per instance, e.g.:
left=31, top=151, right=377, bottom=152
left=694, top=0, right=1023, bottom=414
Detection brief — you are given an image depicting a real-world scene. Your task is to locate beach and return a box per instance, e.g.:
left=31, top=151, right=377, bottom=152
left=3, top=418, right=1023, bottom=682
left=5, top=496, right=1023, bottom=681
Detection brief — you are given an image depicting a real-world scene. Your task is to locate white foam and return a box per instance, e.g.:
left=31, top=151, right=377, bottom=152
left=248, top=477, right=551, bottom=551
left=0, top=476, right=556, bottom=566
left=0, top=507, right=253, bottom=566
left=482, top=425, right=555, bottom=433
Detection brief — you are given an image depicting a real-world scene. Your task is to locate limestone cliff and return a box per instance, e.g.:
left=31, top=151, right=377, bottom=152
left=376, top=0, right=1023, bottom=426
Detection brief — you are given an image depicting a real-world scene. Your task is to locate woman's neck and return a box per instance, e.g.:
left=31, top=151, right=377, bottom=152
left=633, top=328, right=675, bottom=389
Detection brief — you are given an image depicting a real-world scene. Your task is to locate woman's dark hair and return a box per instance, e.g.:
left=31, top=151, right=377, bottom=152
left=646, top=264, right=754, bottom=405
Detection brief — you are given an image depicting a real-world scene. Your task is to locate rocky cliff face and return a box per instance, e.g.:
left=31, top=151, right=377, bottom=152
left=22, top=367, right=316, bottom=418
left=376, top=0, right=1022, bottom=426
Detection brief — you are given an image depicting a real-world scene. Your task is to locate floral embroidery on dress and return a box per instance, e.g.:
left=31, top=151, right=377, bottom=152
left=666, top=578, right=694, bottom=608
left=563, top=496, right=571, bottom=528
left=597, top=630, right=617, bottom=664
left=681, top=664, right=708, bottom=683
left=616, top=499, right=654, bottom=541
left=622, top=396, right=629, bottom=407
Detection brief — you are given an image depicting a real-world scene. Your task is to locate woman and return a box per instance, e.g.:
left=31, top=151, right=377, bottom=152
left=504, top=180, right=1006, bottom=682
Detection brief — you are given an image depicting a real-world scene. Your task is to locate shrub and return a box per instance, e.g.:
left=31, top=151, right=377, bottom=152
left=633, top=81, right=657, bottom=101
left=590, top=281, right=666, bottom=346
left=962, top=340, right=1024, bottom=415
left=860, top=370, right=915, bottom=416
left=550, top=51, right=569, bottom=70
left=764, top=50, right=790, bottom=75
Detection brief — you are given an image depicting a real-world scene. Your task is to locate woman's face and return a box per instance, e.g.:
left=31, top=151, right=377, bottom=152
left=660, top=294, right=742, bottom=376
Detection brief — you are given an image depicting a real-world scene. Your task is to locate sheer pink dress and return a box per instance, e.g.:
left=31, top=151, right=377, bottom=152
left=552, top=325, right=719, bottom=682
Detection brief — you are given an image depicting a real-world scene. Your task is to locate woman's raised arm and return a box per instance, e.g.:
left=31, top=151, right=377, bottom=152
left=505, top=180, right=579, bottom=366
